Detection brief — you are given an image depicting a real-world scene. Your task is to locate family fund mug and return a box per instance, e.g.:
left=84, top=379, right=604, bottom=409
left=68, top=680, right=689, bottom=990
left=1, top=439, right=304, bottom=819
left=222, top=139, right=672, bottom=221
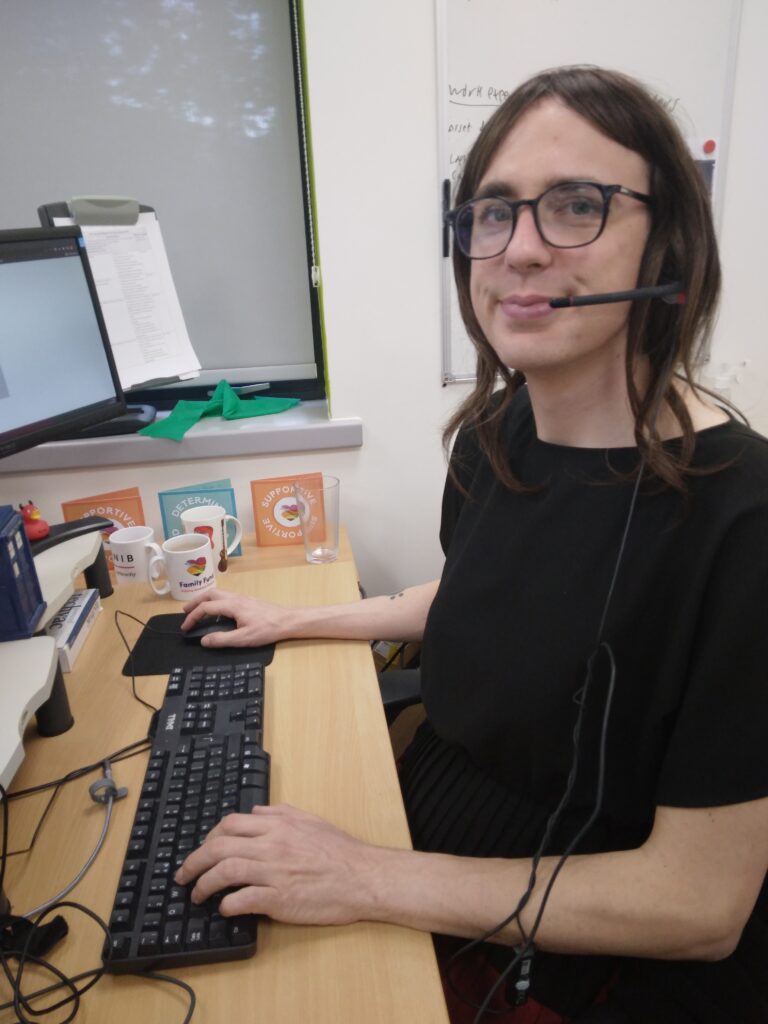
left=180, top=504, right=243, bottom=572
left=148, top=533, right=216, bottom=600
left=108, top=526, right=163, bottom=585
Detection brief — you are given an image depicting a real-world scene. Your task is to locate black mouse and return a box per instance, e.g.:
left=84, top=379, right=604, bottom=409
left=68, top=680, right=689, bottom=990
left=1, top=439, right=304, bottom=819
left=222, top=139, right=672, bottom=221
left=183, top=614, right=239, bottom=642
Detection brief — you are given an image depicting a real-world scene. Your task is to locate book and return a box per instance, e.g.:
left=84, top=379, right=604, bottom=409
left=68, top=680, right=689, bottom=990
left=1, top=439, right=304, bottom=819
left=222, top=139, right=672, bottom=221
left=250, top=472, right=324, bottom=547
left=45, top=589, right=102, bottom=672
left=157, top=479, right=242, bottom=556
left=61, top=488, right=145, bottom=571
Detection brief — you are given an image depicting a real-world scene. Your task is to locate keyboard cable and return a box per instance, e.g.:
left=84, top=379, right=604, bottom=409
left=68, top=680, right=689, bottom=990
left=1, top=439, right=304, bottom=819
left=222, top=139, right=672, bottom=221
left=22, top=760, right=128, bottom=920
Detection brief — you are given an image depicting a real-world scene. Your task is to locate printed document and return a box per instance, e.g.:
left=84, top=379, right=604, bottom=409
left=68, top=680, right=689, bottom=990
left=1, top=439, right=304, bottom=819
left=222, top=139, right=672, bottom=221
left=53, top=212, right=201, bottom=390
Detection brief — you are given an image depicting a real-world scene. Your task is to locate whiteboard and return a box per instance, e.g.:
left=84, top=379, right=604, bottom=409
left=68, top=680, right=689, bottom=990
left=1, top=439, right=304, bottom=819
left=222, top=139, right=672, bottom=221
left=436, top=0, right=743, bottom=383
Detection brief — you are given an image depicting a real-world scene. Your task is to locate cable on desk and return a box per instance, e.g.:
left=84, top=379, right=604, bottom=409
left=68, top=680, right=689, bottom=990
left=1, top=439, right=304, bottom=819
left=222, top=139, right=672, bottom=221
left=5, top=739, right=151, bottom=866
left=23, top=761, right=127, bottom=921
left=114, top=610, right=161, bottom=714
left=7, top=738, right=151, bottom=805
left=2, top=900, right=108, bottom=1024
left=141, top=972, right=196, bottom=1024
left=4, top=784, right=63, bottom=863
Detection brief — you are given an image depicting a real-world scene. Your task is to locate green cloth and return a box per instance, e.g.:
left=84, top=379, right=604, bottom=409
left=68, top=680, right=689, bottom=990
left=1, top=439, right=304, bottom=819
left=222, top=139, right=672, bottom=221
left=138, top=381, right=300, bottom=441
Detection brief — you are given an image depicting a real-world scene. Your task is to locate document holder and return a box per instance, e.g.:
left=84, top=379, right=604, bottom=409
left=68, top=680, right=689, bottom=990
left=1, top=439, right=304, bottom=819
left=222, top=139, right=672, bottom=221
left=38, top=198, right=158, bottom=438
left=38, top=196, right=201, bottom=438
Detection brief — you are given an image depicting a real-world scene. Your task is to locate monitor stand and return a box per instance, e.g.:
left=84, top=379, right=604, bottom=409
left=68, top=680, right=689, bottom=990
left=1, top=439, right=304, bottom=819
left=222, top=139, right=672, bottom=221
left=0, top=636, right=59, bottom=791
left=0, top=530, right=114, bottom=914
left=0, top=636, right=60, bottom=916
left=56, top=403, right=156, bottom=440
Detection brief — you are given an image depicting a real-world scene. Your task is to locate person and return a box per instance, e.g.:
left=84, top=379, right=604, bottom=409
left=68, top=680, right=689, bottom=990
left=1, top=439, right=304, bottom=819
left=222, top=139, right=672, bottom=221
left=174, top=66, right=768, bottom=1023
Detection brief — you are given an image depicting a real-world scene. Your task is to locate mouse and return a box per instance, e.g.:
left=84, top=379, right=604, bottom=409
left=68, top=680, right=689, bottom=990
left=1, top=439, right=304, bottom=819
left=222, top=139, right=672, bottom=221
left=182, top=614, right=239, bottom=642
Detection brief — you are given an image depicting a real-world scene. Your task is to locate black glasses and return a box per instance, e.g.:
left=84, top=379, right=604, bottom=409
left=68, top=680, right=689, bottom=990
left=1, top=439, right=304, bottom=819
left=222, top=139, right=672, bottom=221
left=446, top=182, right=653, bottom=259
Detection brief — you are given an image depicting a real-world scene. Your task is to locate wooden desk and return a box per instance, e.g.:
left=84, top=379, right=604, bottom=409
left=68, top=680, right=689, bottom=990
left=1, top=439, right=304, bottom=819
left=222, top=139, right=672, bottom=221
left=2, top=533, right=449, bottom=1023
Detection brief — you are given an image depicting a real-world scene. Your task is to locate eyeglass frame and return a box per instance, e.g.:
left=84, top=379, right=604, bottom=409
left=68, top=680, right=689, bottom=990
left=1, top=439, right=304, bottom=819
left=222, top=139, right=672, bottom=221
left=445, top=182, right=655, bottom=258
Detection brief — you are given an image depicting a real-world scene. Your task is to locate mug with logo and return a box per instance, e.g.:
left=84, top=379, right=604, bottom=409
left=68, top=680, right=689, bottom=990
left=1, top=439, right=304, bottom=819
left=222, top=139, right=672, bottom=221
left=148, top=533, right=216, bottom=600
left=108, top=525, right=163, bottom=585
left=180, top=504, right=243, bottom=572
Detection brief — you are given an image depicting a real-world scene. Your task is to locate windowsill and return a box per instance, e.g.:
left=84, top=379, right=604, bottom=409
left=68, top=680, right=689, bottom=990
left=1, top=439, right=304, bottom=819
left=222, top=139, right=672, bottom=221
left=1, top=401, right=363, bottom=473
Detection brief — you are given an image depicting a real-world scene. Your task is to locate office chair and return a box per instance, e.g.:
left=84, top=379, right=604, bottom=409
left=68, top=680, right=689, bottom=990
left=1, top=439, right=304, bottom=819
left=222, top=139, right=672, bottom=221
left=378, top=668, right=422, bottom=725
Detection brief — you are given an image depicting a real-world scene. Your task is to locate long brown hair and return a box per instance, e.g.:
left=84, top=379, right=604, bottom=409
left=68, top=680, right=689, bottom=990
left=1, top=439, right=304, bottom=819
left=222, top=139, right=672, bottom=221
left=444, top=65, right=722, bottom=493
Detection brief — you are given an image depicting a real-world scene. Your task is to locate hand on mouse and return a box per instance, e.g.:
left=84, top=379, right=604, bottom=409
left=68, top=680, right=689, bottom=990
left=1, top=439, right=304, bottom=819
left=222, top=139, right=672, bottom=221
left=181, top=589, right=296, bottom=647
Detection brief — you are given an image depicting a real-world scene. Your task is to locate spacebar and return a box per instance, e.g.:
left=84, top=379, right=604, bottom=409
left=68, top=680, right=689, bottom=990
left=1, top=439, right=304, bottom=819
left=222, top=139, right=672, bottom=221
left=240, top=787, right=268, bottom=812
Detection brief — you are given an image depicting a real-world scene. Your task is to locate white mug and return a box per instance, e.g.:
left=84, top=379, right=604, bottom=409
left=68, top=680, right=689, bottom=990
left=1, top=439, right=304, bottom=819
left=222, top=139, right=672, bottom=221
left=148, top=533, right=216, bottom=600
left=180, top=504, right=242, bottom=572
left=108, top=526, right=163, bottom=585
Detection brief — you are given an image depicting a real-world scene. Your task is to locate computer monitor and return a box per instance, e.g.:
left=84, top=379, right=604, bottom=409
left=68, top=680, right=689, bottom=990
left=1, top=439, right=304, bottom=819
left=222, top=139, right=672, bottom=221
left=0, top=225, right=125, bottom=459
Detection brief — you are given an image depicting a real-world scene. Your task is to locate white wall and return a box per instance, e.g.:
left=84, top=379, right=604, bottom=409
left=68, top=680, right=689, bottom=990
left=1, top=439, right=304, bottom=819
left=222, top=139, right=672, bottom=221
left=1, top=0, right=766, bottom=597
left=709, top=0, right=768, bottom=426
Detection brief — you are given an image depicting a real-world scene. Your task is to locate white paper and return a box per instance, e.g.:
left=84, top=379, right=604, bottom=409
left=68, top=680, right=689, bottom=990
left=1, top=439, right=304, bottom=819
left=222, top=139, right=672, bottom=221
left=53, top=212, right=201, bottom=390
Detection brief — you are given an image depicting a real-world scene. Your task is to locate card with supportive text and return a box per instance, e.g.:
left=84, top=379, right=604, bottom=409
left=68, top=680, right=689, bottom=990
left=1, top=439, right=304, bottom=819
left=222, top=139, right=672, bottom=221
left=61, top=487, right=145, bottom=570
left=250, top=473, right=324, bottom=546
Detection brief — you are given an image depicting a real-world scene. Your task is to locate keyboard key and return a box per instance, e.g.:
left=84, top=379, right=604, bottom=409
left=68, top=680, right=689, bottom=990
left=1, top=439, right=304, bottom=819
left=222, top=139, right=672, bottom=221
left=186, top=918, right=207, bottom=950
left=208, top=917, right=229, bottom=948
left=162, top=921, right=184, bottom=953
left=110, top=908, right=133, bottom=931
left=241, top=773, right=266, bottom=788
left=229, top=918, right=256, bottom=946
left=240, top=788, right=267, bottom=812
left=107, top=934, right=131, bottom=960
left=138, top=931, right=160, bottom=955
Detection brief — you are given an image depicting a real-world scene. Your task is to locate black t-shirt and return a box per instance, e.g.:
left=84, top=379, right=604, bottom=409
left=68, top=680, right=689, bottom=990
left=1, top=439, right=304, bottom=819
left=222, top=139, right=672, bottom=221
left=399, top=388, right=768, bottom=1022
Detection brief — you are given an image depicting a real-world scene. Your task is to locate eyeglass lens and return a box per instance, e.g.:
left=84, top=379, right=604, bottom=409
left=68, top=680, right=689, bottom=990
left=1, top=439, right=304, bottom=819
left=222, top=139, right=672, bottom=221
left=455, top=183, right=607, bottom=257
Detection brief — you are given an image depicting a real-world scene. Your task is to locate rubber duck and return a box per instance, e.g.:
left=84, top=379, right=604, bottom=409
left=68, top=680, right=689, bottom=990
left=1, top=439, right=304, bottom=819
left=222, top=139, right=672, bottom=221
left=19, top=500, right=50, bottom=542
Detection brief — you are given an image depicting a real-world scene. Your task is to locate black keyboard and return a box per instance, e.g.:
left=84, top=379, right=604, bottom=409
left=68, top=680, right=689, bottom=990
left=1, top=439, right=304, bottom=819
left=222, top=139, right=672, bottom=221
left=104, top=662, right=270, bottom=973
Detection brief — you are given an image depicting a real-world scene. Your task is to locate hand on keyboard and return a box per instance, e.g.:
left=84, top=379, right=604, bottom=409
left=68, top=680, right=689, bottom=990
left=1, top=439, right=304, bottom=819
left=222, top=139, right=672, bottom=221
left=175, top=803, right=382, bottom=928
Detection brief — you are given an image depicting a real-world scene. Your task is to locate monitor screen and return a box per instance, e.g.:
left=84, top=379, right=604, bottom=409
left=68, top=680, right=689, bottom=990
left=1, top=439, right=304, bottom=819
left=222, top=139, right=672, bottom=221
left=0, top=226, right=125, bottom=459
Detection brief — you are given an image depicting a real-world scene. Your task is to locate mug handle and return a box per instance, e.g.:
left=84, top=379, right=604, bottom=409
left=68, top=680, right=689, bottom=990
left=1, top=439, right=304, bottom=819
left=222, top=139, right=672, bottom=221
left=148, top=553, right=170, bottom=594
left=223, top=515, right=243, bottom=555
left=145, top=542, right=164, bottom=580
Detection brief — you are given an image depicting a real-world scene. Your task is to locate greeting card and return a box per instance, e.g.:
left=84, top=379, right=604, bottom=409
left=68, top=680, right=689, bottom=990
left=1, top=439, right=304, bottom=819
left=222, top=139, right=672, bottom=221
left=61, top=487, right=145, bottom=569
left=250, top=473, right=324, bottom=547
left=158, top=478, right=242, bottom=556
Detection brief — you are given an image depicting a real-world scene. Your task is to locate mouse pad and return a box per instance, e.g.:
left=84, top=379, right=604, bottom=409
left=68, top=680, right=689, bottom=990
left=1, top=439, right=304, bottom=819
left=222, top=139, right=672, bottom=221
left=122, top=613, right=276, bottom=676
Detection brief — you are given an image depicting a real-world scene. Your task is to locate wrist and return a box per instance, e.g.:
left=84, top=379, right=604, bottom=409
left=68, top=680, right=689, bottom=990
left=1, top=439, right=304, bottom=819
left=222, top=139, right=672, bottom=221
left=356, top=844, right=415, bottom=924
left=353, top=846, right=533, bottom=944
left=283, top=603, right=326, bottom=640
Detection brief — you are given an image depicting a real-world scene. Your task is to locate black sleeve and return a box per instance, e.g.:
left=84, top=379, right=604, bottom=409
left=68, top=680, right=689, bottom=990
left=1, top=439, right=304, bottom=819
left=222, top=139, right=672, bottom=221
left=656, top=505, right=768, bottom=807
